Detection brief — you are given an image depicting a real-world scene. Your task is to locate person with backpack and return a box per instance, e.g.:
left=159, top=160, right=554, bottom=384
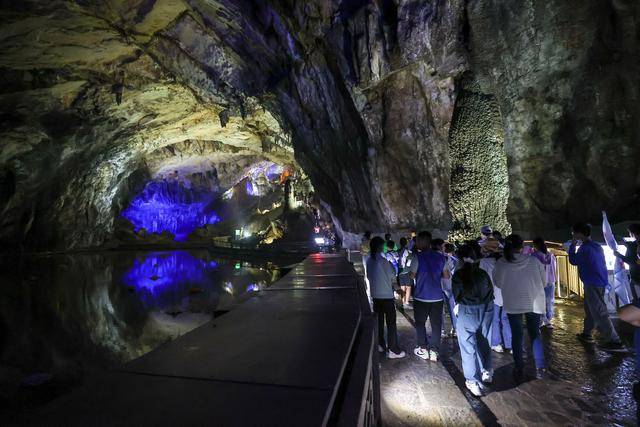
left=366, top=236, right=406, bottom=359
left=397, top=237, right=414, bottom=309
left=409, top=231, right=450, bottom=362
left=452, top=244, right=495, bottom=396
left=493, top=234, right=547, bottom=380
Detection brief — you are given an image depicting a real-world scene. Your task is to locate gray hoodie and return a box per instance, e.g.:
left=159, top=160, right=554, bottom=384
left=493, top=253, right=546, bottom=314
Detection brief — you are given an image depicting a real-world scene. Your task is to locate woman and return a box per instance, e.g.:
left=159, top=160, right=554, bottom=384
left=493, top=234, right=547, bottom=380
left=409, top=231, right=450, bottom=362
left=366, top=236, right=406, bottom=359
left=397, top=237, right=414, bottom=309
left=452, top=244, right=494, bottom=397
left=531, top=237, right=557, bottom=328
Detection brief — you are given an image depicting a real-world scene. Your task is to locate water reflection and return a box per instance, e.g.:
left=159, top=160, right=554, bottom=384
left=0, top=250, right=281, bottom=412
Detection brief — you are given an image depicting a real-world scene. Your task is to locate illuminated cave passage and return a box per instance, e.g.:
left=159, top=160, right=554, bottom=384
left=1, top=0, right=640, bottom=425
left=1, top=1, right=639, bottom=251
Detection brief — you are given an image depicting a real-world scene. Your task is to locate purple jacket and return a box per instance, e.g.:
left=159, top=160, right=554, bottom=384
left=531, top=251, right=557, bottom=285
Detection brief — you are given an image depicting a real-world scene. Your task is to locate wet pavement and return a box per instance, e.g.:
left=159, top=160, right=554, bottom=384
left=379, top=300, right=638, bottom=426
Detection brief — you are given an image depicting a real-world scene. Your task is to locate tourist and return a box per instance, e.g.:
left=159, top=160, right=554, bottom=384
left=477, top=238, right=512, bottom=354
left=366, top=236, right=406, bottom=359
left=493, top=234, right=547, bottom=379
left=452, top=244, right=494, bottom=396
left=385, top=239, right=399, bottom=273
left=361, top=230, right=372, bottom=279
left=442, top=242, right=458, bottom=336
left=492, top=230, right=505, bottom=246
left=614, top=224, right=640, bottom=299
left=531, top=237, right=557, bottom=328
left=569, top=222, right=626, bottom=352
left=409, top=231, right=450, bottom=362
left=397, top=237, right=414, bottom=309
left=478, top=225, right=493, bottom=245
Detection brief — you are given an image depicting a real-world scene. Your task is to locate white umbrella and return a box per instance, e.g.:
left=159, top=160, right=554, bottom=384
left=602, top=211, right=631, bottom=304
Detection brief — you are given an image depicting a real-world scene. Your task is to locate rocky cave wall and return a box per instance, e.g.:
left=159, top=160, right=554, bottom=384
left=0, top=0, right=638, bottom=250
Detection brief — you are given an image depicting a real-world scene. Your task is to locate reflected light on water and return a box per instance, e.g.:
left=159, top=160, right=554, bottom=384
left=123, top=251, right=215, bottom=293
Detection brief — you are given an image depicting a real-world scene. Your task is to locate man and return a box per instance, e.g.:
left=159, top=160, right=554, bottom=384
left=569, top=222, right=626, bottom=352
left=614, top=224, right=640, bottom=299
left=410, top=231, right=451, bottom=362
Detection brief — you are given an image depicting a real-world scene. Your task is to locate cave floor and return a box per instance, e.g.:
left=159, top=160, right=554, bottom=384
left=378, top=298, right=637, bottom=426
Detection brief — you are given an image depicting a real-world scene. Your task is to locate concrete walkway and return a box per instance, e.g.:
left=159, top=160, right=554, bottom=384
left=379, top=301, right=637, bottom=426
left=349, top=255, right=638, bottom=426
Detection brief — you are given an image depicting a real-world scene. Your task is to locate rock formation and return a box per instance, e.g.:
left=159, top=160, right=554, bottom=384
left=0, top=0, right=638, bottom=249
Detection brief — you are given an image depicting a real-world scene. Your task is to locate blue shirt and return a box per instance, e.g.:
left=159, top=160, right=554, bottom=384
left=412, top=250, right=447, bottom=301
left=568, top=240, right=608, bottom=287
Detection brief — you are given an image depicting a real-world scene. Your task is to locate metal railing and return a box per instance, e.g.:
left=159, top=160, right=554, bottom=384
left=554, top=251, right=583, bottom=299
left=330, top=253, right=380, bottom=427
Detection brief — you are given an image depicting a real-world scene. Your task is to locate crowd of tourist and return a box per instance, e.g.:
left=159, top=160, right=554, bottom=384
left=362, top=222, right=640, bottom=397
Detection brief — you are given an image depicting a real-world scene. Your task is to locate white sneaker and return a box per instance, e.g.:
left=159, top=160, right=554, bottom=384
left=414, top=347, right=429, bottom=360
left=428, top=350, right=439, bottom=362
left=465, top=381, right=484, bottom=397
left=388, top=350, right=406, bottom=359
left=491, top=345, right=504, bottom=353
left=378, top=345, right=386, bottom=352
left=481, top=370, right=493, bottom=383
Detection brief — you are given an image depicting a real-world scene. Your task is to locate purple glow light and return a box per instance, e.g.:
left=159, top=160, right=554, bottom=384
left=123, top=251, right=212, bottom=294
left=121, top=180, right=221, bottom=241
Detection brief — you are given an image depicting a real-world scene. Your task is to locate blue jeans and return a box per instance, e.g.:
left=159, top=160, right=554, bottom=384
left=457, top=304, right=493, bottom=382
left=507, top=312, right=545, bottom=370
left=544, top=284, right=555, bottom=322
left=442, top=290, right=457, bottom=332
left=491, top=304, right=512, bottom=349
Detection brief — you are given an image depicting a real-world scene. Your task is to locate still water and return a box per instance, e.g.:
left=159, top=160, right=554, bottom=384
left=0, top=250, right=285, bottom=412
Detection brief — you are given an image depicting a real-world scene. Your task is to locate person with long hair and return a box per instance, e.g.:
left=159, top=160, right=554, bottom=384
left=452, top=244, right=494, bottom=397
left=531, top=237, right=557, bottom=328
left=493, top=234, right=547, bottom=380
left=366, top=236, right=406, bottom=359
left=409, top=231, right=450, bottom=362
left=397, top=237, right=414, bottom=309
left=569, top=222, right=626, bottom=352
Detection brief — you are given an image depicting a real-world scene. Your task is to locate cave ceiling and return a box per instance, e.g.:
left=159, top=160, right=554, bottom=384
left=0, top=0, right=638, bottom=250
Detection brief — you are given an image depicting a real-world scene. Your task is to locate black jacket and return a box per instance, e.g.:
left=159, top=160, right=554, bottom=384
left=452, top=263, right=494, bottom=305
left=617, top=241, right=640, bottom=283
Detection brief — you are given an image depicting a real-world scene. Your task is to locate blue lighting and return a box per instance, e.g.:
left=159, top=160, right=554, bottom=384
left=123, top=251, right=214, bottom=294
left=245, top=179, right=256, bottom=196
left=121, top=180, right=221, bottom=241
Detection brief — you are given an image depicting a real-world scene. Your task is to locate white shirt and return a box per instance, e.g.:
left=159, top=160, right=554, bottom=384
left=493, top=254, right=546, bottom=314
